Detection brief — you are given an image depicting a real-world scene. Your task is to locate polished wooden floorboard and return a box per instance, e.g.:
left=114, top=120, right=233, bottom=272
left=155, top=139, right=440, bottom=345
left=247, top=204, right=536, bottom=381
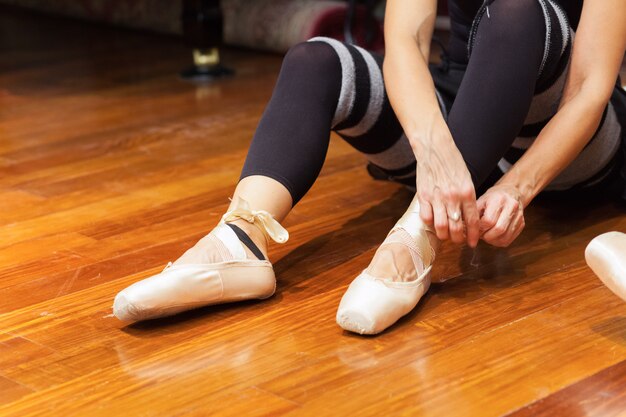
left=1, top=7, right=626, bottom=417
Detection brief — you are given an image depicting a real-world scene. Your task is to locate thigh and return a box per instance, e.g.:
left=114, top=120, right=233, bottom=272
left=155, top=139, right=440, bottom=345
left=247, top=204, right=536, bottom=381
left=446, top=0, right=552, bottom=188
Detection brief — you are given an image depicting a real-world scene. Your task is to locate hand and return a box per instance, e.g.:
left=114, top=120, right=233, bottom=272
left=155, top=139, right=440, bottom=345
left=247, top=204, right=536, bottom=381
left=476, top=184, right=525, bottom=247
left=412, top=125, right=480, bottom=248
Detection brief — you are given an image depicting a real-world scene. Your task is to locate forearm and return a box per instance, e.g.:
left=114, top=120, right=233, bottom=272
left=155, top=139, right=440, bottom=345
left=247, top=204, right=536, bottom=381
left=384, top=42, right=447, bottom=147
left=497, top=91, right=607, bottom=207
left=496, top=0, right=626, bottom=208
left=383, top=0, right=449, bottom=153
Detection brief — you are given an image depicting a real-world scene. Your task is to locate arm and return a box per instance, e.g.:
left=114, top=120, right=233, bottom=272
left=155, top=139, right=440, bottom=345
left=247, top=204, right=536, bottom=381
left=384, top=0, right=440, bottom=138
left=478, top=0, right=626, bottom=247
left=497, top=0, right=626, bottom=206
left=384, top=0, right=480, bottom=247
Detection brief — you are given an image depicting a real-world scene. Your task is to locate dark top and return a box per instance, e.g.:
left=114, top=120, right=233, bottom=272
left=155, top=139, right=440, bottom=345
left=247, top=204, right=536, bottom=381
left=447, top=0, right=584, bottom=64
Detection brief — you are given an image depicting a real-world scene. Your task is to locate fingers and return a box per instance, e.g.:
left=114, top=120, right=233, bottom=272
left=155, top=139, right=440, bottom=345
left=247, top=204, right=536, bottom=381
left=476, top=196, right=487, bottom=213
left=479, top=195, right=503, bottom=234
left=419, top=198, right=434, bottom=225
left=499, top=206, right=525, bottom=246
left=482, top=201, right=514, bottom=242
left=462, top=198, right=480, bottom=248
left=448, top=205, right=465, bottom=244
left=416, top=175, right=477, bottom=246
left=432, top=199, right=449, bottom=240
left=482, top=198, right=523, bottom=247
left=421, top=186, right=478, bottom=245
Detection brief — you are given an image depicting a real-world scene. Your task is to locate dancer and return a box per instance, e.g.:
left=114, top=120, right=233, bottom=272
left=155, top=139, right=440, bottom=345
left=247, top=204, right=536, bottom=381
left=114, top=0, right=626, bottom=334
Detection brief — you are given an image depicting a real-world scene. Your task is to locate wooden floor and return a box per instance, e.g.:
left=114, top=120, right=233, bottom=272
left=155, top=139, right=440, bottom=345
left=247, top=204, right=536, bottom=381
left=1, top=7, right=626, bottom=417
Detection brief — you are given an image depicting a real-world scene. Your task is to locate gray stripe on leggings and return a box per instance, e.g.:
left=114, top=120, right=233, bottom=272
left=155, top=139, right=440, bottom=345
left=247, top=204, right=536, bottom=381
left=546, top=103, right=622, bottom=190
left=536, top=0, right=552, bottom=77
left=548, top=0, right=570, bottom=57
left=307, top=37, right=356, bottom=128
left=510, top=136, right=535, bottom=150
left=337, top=45, right=385, bottom=137
left=364, top=133, right=416, bottom=171
left=501, top=103, right=622, bottom=190
left=524, top=57, right=569, bottom=125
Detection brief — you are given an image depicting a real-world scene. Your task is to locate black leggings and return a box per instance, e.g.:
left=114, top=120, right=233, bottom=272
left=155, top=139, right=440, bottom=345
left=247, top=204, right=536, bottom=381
left=240, top=0, right=623, bottom=206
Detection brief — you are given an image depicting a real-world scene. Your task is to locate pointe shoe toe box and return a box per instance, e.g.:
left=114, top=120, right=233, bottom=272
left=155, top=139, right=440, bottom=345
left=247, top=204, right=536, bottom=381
left=113, top=261, right=276, bottom=321
left=113, top=292, right=141, bottom=321
left=336, top=273, right=430, bottom=335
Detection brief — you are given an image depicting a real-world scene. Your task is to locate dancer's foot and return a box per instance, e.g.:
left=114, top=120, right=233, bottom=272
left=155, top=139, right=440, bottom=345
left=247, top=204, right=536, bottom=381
left=366, top=225, right=439, bottom=283
left=113, top=196, right=289, bottom=322
left=174, top=217, right=270, bottom=266
left=336, top=197, right=437, bottom=335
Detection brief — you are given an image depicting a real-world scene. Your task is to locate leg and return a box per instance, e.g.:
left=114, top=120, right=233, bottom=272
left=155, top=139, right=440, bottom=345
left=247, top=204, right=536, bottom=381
left=302, top=38, right=446, bottom=284
left=179, top=41, right=346, bottom=265
left=237, top=38, right=430, bottom=282
left=177, top=37, right=418, bottom=268
left=323, top=0, right=565, bottom=288
left=238, top=41, right=344, bottom=214
left=326, top=43, right=445, bottom=333
left=337, top=0, right=570, bottom=334
left=113, top=39, right=408, bottom=321
left=450, top=0, right=548, bottom=187
left=238, top=37, right=418, bottom=212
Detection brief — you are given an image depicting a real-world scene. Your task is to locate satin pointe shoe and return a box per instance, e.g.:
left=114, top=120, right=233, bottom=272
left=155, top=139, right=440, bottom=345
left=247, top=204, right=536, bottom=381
left=113, top=196, right=289, bottom=321
left=585, top=231, right=626, bottom=302
left=336, top=198, right=436, bottom=335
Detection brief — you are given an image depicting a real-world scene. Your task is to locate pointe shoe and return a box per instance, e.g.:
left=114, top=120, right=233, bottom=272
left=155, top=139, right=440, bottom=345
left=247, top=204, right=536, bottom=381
left=113, top=196, right=289, bottom=321
left=336, top=198, right=435, bottom=335
left=585, top=231, right=626, bottom=302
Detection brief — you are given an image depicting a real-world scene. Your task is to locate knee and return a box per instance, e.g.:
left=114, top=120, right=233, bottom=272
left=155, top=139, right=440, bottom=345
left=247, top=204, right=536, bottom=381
left=281, top=40, right=341, bottom=80
left=475, top=0, right=544, bottom=45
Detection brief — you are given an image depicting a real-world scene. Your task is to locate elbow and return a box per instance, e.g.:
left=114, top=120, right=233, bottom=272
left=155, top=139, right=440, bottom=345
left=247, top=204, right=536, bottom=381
left=563, top=74, right=615, bottom=119
left=576, top=74, right=615, bottom=109
left=586, top=81, right=614, bottom=109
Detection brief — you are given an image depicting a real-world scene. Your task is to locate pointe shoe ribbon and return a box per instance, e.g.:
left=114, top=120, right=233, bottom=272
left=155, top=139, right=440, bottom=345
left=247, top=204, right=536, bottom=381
left=391, top=197, right=435, bottom=273
left=220, top=196, right=289, bottom=244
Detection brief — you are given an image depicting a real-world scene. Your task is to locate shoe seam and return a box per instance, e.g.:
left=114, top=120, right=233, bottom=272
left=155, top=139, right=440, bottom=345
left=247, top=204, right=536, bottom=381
left=360, top=268, right=431, bottom=288
left=165, top=260, right=273, bottom=270
left=217, top=270, right=225, bottom=300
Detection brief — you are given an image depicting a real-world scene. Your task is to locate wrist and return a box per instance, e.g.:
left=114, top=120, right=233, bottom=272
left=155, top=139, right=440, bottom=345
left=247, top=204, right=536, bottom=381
left=495, top=172, right=537, bottom=208
left=406, top=113, right=451, bottom=153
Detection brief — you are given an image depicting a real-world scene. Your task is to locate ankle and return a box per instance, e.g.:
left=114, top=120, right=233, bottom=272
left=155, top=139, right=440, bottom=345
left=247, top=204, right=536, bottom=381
left=225, top=218, right=269, bottom=257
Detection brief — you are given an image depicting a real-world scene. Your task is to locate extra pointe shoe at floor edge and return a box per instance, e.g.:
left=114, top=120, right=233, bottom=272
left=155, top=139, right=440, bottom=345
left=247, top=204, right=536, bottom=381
left=585, top=231, right=626, bottom=302
left=336, top=198, right=435, bottom=335
left=113, top=196, right=289, bottom=322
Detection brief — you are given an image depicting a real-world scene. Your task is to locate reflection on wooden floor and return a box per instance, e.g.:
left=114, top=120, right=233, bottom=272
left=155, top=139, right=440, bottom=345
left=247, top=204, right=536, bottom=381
left=1, top=6, right=626, bottom=417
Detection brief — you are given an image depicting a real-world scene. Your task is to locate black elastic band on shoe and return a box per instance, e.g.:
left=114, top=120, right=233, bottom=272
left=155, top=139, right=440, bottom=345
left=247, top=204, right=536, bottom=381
left=225, top=223, right=266, bottom=261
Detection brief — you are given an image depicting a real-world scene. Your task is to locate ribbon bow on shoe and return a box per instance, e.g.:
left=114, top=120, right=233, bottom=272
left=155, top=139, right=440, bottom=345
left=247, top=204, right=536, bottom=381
left=220, top=196, right=289, bottom=244
left=113, top=196, right=289, bottom=322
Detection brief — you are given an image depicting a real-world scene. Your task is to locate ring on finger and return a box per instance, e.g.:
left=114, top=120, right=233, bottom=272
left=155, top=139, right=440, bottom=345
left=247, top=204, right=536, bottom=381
left=449, top=211, right=462, bottom=222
